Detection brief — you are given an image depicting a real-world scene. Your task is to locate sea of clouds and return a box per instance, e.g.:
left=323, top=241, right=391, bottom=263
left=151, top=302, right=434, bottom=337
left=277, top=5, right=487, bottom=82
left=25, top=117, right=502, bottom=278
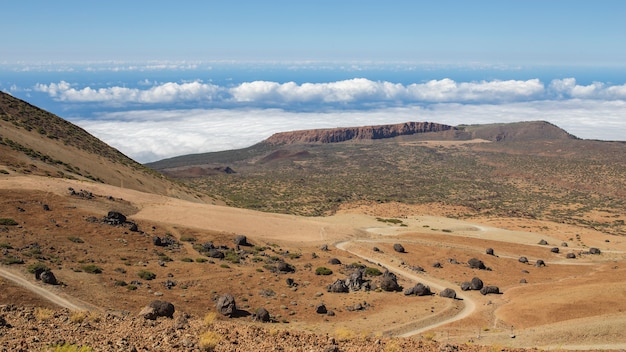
left=8, top=74, right=626, bottom=162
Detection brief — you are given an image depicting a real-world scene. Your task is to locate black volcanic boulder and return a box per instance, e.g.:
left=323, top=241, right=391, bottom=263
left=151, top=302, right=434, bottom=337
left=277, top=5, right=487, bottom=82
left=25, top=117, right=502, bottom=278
left=485, top=248, right=494, bottom=256
left=470, top=277, right=484, bottom=291
left=139, top=300, right=175, bottom=320
left=518, top=256, right=529, bottom=264
left=328, top=258, right=342, bottom=265
left=346, top=269, right=367, bottom=291
left=535, top=259, right=546, bottom=267
left=40, top=270, right=57, bottom=285
left=277, top=261, right=295, bottom=273
left=440, top=288, right=457, bottom=299
left=566, top=253, right=576, bottom=259
left=253, top=307, right=270, bottom=322
left=550, top=247, right=559, bottom=253
left=538, top=239, right=548, bottom=245
left=404, top=283, right=432, bottom=296
left=379, top=270, right=402, bottom=292
left=460, top=282, right=471, bottom=291
left=104, top=211, right=126, bottom=225
left=315, top=303, right=327, bottom=314
left=393, top=244, right=405, bottom=253
left=468, top=258, right=486, bottom=270
left=327, top=279, right=349, bottom=293
left=206, top=249, right=225, bottom=259
left=589, top=247, right=601, bottom=255
left=216, top=294, right=237, bottom=317
left=480, top=286, right=500, bottom=295
left=233, top=235, right=249, bottom=246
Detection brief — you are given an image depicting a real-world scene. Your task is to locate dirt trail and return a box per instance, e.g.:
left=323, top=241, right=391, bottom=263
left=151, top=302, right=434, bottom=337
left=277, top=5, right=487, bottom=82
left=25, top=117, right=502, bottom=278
left=335, top=241, right=476, bottom=337
left=0, top=267, right=96, bottom=311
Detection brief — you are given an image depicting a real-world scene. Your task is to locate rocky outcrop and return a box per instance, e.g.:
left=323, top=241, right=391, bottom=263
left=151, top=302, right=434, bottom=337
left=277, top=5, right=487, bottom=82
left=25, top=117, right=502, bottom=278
left=138, top=300, right=175, bottom=320
left=216, top=294, right=237, bottom=317
left=264, top=122, right=456, bottom=145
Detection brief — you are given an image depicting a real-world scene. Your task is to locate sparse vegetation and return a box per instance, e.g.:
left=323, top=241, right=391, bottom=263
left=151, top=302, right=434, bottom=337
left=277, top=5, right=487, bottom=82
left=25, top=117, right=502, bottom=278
left=315, top=267, right=333, bottom=275
left=0, top=218, right=18, bottom=226
left=49, top=343, right=95, bottom=352
left=137, top=270, right=156, bottom=280
left=27, top=261, right=50, bottom=273
left=34, top=307, right=54, bottom=321
left=81, top=264, right=103, bottom=274
left=181, top=257, right=194, bottom=262
left=198, top=330, right=222, bottom=351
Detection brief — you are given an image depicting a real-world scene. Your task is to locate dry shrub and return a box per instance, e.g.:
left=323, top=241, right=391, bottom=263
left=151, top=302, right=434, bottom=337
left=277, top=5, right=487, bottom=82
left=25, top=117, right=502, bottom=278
left=34, top=307, right=54, bottom=321
left=203, top=312, right=217, bottom=326
left=198, top=330, right=222, bottom=351
left=70, top=311, right=88, bottom=324
left=334, top=327, right=356, bottom=341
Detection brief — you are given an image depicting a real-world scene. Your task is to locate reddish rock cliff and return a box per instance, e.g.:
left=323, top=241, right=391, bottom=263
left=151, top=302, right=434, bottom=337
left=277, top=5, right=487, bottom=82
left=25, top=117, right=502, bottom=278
left=264, top=122, right=456, bottom=145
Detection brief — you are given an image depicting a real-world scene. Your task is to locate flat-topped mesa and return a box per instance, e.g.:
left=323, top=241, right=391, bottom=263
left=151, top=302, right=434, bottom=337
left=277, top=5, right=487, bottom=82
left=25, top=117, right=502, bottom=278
left=264, top=122, right=456, bottom=145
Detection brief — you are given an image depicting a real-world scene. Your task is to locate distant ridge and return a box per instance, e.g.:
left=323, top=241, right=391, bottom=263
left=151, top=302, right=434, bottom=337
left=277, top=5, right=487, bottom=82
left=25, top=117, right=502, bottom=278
left=264, top=122, right=456, bottom=145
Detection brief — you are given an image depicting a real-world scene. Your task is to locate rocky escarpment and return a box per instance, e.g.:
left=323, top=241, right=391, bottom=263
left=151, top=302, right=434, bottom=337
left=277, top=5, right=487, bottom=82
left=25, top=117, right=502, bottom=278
left=264, top=122, right=456, bottom=145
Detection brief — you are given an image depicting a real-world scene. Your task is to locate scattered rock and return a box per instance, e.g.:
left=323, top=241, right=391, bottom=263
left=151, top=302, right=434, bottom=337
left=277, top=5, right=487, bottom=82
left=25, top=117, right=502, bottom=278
left=233, top=235, right=250, bottom=246
left=315, top=303, right=327, bottom=314
left=42, top=204, right=50, bottom=211
left=392, top=243, right=405, bottom=253
left=277, top=262, right=295, bottom=273
left=518, top=257, right=529, bottom=264
left=480, top=286, right=500, bottom=295
left=104, top=211, right=126, bottom=225
left=216, top=294, right=236, bottom=317
left=320, top=244, right=329, bottom=251
left=520, top=279, right=527, bottom=284
left=432, top=262, right=442, bottom=268
left=561, top=242, right=568, bottom=247
left=470, top=277, right=483, bottom=291
left=138, top=300, right=175, bottom=320
left=538, top=239, right=548, bottom=245
left=566, top=253, right=576, bottom=259
left=550, top=247, right=559, bottom=253
left=253, top=307, right=270, bottom=322
left=327, top=279, right=349, bottom=293
left=440, top=288, right=457, bottom=299
left=379, top=270, right=402, bottom=292
left=40, top=270, right=57, bottom=285
left=372, top=247, right=380, bottom=252
left=328, top=258, right=341, bottom=265
left=468, top=258, right=486, bottom=270
left=485, top=248, right=494, bottom=256
left=589, top=248, right=601, bottom=255
left=460, top=282, right=471, bottom=291
left=535, top=260, right=546, bottom=267
left=404, top=283, right=432, bottom=296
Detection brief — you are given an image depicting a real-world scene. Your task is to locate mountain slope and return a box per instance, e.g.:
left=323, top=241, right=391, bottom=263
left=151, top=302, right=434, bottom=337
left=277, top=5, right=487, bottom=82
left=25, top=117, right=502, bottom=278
left=0, top=91, right=202, bottom=202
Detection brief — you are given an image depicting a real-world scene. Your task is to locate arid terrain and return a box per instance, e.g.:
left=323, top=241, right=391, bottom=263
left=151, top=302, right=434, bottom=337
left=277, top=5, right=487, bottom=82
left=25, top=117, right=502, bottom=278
left=1, top=92, right=626, bottom=351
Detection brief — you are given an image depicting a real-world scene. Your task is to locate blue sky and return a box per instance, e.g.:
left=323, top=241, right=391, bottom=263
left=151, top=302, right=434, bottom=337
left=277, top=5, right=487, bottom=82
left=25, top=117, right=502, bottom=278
left=3, top=0, right=626, bottom=65
left=2, top=1, right=626, bottom=162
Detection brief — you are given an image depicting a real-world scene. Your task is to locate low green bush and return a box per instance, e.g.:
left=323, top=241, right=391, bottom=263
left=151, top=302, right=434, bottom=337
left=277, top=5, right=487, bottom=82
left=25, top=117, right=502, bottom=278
left=0, top=218, right=18, bottom=226
left=81, top=264, right=103, bottom=274
left=137, top=270, right=156, bottom=280
left=315, top=267, right=333, bottom=275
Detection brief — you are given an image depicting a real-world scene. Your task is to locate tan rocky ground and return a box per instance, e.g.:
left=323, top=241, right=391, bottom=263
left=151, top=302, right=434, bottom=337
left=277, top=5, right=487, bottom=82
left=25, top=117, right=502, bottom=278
left=1, top=175, right=625, bottom=351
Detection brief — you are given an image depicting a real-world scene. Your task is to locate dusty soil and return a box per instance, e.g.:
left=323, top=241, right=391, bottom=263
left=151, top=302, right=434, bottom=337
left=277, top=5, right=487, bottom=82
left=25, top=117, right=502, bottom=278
left=1, top=175, right=625, bottom=351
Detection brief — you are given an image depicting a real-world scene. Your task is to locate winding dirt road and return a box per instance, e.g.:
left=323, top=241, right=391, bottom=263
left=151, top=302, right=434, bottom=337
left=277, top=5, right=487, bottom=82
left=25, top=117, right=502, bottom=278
left=335, top=240, right=476, bottom=337
left=0, top=267, right=95, bottom=311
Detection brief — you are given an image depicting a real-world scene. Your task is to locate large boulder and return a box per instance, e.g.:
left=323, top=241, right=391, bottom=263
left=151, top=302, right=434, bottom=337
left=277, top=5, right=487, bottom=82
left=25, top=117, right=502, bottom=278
left=468, top=258, right=487, bottom=270
left=315, top=303, right=327, bottom=314
left=440, top=288, right=457, bottom=299
left=460, top=282, right=471, bottom=291
left=589, top=248, right=601, bottom=255
left=328, top=258, right=342, bottom=265
left=480, top=286, right=500, bottom=295
left=277, top=261, right=295, bottom=273
left=104, top=211, right=126, bottom=225
left=233, top=235, right=250, bottom=246
left=518, top=256, right=529, bottom=264
left=345, top=269, right=367, bottom=291
left=253, top=307, right=270, bottom=322
left=379, top=271, right=402, bottom=292
left=404, top=283, right=432, bottom=296
left=393, top=243, right=405, bottom=253
left=327, top=279, right=349, bottom=293
left=535, top=259, right=546, bottom=267
left=206, top=249, right=225, bottom=259
left=40, top=270, right=58, bottom=285
left=216, top=294, right=237, bottom=317
left=470, top=277, right=483, bottom=291
left=139, top=300, right=175, bottom=320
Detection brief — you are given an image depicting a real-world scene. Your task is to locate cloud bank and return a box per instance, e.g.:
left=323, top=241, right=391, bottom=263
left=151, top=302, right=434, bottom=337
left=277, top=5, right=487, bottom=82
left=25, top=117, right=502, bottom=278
left=34, top=77, right=626, bottom=109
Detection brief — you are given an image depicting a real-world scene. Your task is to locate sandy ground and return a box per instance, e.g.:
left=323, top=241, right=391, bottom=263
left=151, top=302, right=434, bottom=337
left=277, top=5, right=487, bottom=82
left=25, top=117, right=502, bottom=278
left=2, top=174, right=626, bottom=350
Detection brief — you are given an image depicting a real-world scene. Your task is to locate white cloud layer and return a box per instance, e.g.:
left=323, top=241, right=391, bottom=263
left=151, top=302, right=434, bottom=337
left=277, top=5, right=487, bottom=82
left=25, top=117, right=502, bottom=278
left=35, top=77, right=626, bottom=109
left=71, top=99, right=626, bottom=163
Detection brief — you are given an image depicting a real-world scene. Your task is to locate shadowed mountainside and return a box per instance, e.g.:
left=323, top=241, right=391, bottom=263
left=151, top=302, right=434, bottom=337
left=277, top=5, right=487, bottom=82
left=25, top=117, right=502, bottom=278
left=0, top=91, right=203, bottom=202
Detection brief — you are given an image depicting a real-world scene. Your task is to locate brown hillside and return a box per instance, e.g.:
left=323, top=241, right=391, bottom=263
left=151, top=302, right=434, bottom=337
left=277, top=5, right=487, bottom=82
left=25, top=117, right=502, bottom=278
left=0, top=91, right=205, bottom=202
